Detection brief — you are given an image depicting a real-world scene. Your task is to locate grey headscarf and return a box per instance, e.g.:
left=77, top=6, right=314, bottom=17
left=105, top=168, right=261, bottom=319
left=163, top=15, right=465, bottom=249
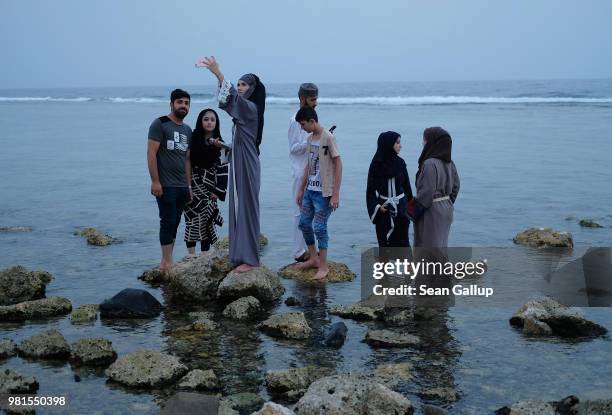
left=238, top=73, right=266, bottom=153
left=239, top=74, right=258, bottom=99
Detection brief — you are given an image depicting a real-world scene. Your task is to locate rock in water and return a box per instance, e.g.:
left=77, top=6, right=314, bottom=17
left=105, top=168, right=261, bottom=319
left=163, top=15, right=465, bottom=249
left=100, top=288, right=162, bottom=318
left=214, top=233, right=268, bottom=250
left=222, top=392, right=265, bottom=415
left=365, top=329, right=420, bottom=348
left=77, top=227, right=114, bottom=246
left=278, top=261, right=356, bottom=283
left=70, top=304, right=98, bottom=323
left=0, top=265, right=52, bottom=306
left=252, top=402, right=295, bottom=415
left=0, top=296, right=72, bottom=322
left=510, top=297, right=607, bottom=338
left=579, top=219, right=603, bottom=228
left=105, top=350, right=188, bottom=388
left=167, top=249, right=233, bottom=303
left=0, top=369, right=39, bottom=394
left=294, top=373, right=413, bottom=415
left=222, top=296, right=262, bottom=321
left=70, top=337, right=117, bottom=366
left=0, top=226, right=33, bottom=233
left=217, top=267, right=285, bottom=303
left=284, top=296, right=301, bottom=306
left=0, top=339, right=17, bottom=359
left=266, top=366, right=333, bottom=402
left=324, top=322, right=348, bottom=348
left=160, top=392, right=219, bottom=415
left=328, top=303, right=384, bottom=321
left=18, top=329, right=71, bottom=359
left=177, top=369, right=220, bottom=391
left=259, top=312, right=312, bottom=340
left=513, top=227, right=573, bottom=248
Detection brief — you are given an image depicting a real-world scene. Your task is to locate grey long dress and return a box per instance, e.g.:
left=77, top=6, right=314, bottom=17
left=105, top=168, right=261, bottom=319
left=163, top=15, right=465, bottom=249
left=218, top=81, right=260, bottom=266
left=413, top=158, right=460, bottom=247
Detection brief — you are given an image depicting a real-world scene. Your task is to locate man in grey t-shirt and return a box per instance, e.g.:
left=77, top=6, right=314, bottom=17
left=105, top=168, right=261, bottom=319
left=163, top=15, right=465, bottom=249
left=147, top=89, right=193, bottom=272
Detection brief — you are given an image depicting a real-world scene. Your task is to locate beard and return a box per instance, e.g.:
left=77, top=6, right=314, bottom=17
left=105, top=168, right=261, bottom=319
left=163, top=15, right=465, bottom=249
left=173, top=108, right=188, bottom=119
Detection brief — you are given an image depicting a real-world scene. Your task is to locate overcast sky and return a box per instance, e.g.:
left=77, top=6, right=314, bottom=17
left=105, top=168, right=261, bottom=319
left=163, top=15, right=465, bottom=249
left=2, top=0, right=611, bottom=88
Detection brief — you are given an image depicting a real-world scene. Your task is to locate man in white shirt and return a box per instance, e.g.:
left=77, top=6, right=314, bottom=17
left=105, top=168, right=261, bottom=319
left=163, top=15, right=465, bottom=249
left=288, top=83, right=319, bottom=262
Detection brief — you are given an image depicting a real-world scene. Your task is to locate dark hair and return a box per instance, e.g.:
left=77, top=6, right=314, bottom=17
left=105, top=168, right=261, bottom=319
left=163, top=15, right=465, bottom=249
left=170, top=88, right=190, bottom=102
left=295, top=106, right=318, bottom=123
left=191, top=109, right=223, bottom=169
left=298, top=83, right=318, bottom=98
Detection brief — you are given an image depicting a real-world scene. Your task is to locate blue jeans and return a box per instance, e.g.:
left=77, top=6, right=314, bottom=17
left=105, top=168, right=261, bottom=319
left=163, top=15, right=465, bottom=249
left=156, top=187, right=189, bottom=246
left=299, top=189, right=333, bottom=250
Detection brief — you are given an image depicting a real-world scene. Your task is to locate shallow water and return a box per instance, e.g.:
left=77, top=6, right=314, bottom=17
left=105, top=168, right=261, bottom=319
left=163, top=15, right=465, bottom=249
left=1, top=80, right=612, bottom=413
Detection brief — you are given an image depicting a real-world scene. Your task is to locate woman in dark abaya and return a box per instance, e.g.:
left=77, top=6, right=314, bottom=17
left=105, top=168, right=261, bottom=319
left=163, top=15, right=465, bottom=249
left=367, top=131, right=413, bottom=247
left=184, top=108, right=228, bottom=255
left=196, top=56, right=265, bottom=272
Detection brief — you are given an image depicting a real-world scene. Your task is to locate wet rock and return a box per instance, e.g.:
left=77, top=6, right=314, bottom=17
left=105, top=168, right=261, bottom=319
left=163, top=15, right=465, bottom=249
left=419, top=387, right=459, bottom=402
left=0, top=265, right=52, bottom=306
left=139, top=267, right=169, bottom=284
left=571, top=398, right=612, bottom=414
left=579, top=219, right=604, bottom=228
left=77, top=227, right=115, bottom=246
left=214, top=233, right=268, bottom=250
left=259, top=312, right=312, bottom=340
left=100, top=288, right=162, bottom=319
left=160, top=392, right=219, bottom=415
left=252, top=402, right=295, bottom=415
left=328, top=303, right=384, bottom=321
left=278, top=262, right=356, bottom=283
left=294, top=373, right=413, bottom=415
left=0, top=339, right=17, bottom=359
left=324, top=322, right=347, bottom=348
left=513, top=227, right=573, bottom=248
left=0, top=296, right=73, bottom=322
left=70, top=337, right=117, bottom=366
left=18, top=329, right=71, bottom=359
left=167, top=249, right=233, bottom=302
left=266, top=366, right=333, bottom=402
left=222, top=296, right=262, bottom=321
left=191, top=317, right=218, bottom=331
left=105, top=350, right=188, bottom=388
left=284, top=296, right=301, bottom=307
left=365, top=329, right=420, bottom=348
left=0, top=369, right=39, bottom=394
left=510, top=297, right=607, bottom=338
left=423, top=405, right=448, bottom=415
left=374, top=363, right=413, bottom=389
left=496, top=395, right=612, bottom=415
left=222, top=392, right=265, bottom=415
left=383, top=307, right=414, bottom=327
left=217, top=267, right=284, bottom=303
left=495, top=400, right=556, bottom=415
left=70, top=304, right=98, bottom=323
left=218, top=399, right=240, bottom=415
left=0, top=226, right=33, bottom=233
left=177, top=369, right=220, bottom=391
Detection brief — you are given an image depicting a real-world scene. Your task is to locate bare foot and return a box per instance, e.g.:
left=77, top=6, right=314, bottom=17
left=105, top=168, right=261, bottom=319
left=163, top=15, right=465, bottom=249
left=234, top=263, right=258, bottom=273
left=312, top=267, right=329, bottom=281
left=294, top=251, right=310, bottom=263
left=159, top=261, right=173, bottom=273
left=293, top=257, right=319, bottom=270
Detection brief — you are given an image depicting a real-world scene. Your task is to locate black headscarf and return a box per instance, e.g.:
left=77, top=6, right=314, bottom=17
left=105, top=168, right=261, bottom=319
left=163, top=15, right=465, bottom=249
left=239, top=73, right=266, bottom=153
left=371, top=131, right=403, bottom=178
left=190, top=108, right=223, bottom=169
left=417, top=127, right=452, bottom=176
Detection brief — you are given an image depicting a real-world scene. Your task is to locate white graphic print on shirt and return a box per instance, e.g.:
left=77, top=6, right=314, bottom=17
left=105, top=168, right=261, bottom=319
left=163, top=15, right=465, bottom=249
left=307, top=139, right=321, bottom=191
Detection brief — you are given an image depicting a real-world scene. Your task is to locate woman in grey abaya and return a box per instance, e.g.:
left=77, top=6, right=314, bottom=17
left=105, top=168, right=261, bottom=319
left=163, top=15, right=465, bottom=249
left=408, top=127, right=460, bottom=248
left=197, top=56, right=265, bottom=272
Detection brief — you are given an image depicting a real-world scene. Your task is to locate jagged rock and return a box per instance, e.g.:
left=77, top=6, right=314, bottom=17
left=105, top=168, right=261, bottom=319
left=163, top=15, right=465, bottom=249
left=77, top=227, right=114, bottom=246
left=217, top=267, right=284, bottom=303
left=365, top=329, right=420, bottom=348
left=70, top=304, right=98, bottom=323
left=266, top=366, right=333, bottom=402
left=100, top=288, right=162, bottom=319
left=167, top=249, right=233, bottom=303
left=324, top=322, right=347, bottom=348
left=513, top=227, right=573, bottom=248
left=374, top=363, right=413, bottom=389
left=294, top=373, right=413, bottom=415
left=18, top=329, right=71, bottom=359
left=222, top=392, right=264, bottom=415
left=496, top=395, right=612, bottom=415
left=0, top=226, right=33, bottom=233
left=0, top=369, right=39, bottom=394
left=383, top=307, right=414, bottom=327
left=284, top=296, right=301, bottom=307
left=423, top=405, right=448, bottom=415
left=222, top=296, right=262, bottom=321
left=214, top=233, right=268, bottom=250
left=0, top=339, right=17, bottom=359
left=70, top=337, right=117, bottom=366
left=278, top=262, right=356, bottom=283
left=218, top=399, right=240, bottom=415
left=105, top=350, right=188, bottom=388
left=0, top=296, right=72, bottom=322
left=510, top=297, right=607, bottom=338
left=579, top=219, right=603, bottom=228
left=177, top=369, right=220, bottom=391
left=495, top=399, right=557, bottom=415
left=328, top=303, right=384, bottom=321
left=252, top=402, right=295, bottom=415
left=139, top=268, right=169, bottom=284
left=259, top=312, right=312, bottom=340
left=0, top=265, right=52, bottom=306
left=191, top=317, right=218, bottom=331
left=419, top=387, right=459, bottom=402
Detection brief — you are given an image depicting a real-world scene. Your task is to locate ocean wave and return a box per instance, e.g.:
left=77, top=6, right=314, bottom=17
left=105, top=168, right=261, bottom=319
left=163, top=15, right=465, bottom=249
left=0, top=96, right=92, bottom=102
left=107, top=97, right=215, bottom=104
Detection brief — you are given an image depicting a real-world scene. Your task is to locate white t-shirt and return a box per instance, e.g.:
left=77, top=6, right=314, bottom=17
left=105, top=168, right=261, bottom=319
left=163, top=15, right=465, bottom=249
left=288, top=113, right=310, bottom=178
left=307, top=138, right=322, bottom=191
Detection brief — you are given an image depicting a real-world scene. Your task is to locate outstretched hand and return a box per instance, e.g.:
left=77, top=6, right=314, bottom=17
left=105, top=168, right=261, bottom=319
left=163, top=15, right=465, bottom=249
left=195, top=56, right=219, bottom=72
